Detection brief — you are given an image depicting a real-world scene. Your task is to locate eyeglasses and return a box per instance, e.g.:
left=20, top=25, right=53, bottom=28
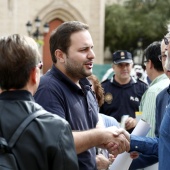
left=143, top=60, right=149, bottom=66
left=164, top=37, right=169, bottom=45
left=37, top=61, right=43, bottom=70
left=158, top=54, right=167, bottom=61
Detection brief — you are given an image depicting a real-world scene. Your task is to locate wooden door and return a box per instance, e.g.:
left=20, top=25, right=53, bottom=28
left=43, top=19, right=63, bottom=74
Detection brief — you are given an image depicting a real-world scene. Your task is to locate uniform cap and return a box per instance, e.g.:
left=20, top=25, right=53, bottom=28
left=112, top=50, right=133, bottom=64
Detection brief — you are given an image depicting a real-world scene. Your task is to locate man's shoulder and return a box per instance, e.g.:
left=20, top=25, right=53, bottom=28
left=157, top=86, right=169, bottom=98
left=40, top=70, right=55, bottom=83
left=40, top=70, right=63, bottom=88
left=101, top=78, right=111, bottom=85
left=35, top=106, right=69, bottom=126
left=136, top=78, right=148, bottom=86
left=149, top=77, right=169, bottom=92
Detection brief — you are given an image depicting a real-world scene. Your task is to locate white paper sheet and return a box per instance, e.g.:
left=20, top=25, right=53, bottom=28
left=109, top=119, right=151, bottom=170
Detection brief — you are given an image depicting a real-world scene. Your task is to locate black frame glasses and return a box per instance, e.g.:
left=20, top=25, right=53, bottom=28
left=143, top=60, right=149, bottom=66
left=158, top=54, right=167, bottom=61
left=164, top=37, right=169, bottom=45
left=158, top=55, right=162, bottom=61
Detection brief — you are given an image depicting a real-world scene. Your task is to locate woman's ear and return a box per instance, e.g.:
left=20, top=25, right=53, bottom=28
left=55, top=49, right=65, bottom=63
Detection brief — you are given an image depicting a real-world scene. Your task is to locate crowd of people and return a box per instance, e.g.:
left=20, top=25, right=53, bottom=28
left=0, top=20, right=170, bottom=170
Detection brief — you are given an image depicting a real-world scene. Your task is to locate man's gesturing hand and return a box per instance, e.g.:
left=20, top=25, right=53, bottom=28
left=102, top=126, right=130, bottom=156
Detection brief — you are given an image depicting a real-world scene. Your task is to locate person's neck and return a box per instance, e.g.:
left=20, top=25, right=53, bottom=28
left=1, top=86, right=34, bottom=96
left=114, top=76, right=131, bottom=85
left=149, top=71, right=164, bottom=81
left=55, top=64, right=81, bottom=87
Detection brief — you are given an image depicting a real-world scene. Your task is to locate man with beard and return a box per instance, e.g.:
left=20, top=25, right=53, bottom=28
left=34, top=21, right=129, bottom=170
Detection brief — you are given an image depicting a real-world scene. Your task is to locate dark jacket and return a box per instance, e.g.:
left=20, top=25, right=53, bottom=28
left=155, top=86, right=169, bottom=137
left=0, top=90, right=78, bottom=170
left=100, top=76, right=148, bottom=122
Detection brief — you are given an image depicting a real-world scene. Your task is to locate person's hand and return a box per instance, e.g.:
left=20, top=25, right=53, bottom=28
left=109, top=126, right=130, bottom=141
left=96, top=154, right=111, bottom=170
left=108, top=153, right=115, bottom=163
left=101, top=126, right=130, bottom=156
left=130, top=151, right=139, bottom=159
left=125, top=117, right=137, bottom=130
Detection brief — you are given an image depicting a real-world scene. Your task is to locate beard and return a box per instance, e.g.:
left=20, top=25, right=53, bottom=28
left=65, top=57, right=92, bottom=80
left=165, top=50, right=170, bottom=71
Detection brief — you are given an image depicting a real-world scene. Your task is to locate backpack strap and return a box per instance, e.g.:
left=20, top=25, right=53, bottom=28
left=8, top=110, right=47, bottom=148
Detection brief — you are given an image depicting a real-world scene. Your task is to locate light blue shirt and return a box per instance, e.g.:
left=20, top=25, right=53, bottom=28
left=99, top=113, right=120, bottom=128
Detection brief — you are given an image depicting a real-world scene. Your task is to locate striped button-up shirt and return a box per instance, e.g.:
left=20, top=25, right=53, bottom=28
left=139, top=73, right=169, bottom=137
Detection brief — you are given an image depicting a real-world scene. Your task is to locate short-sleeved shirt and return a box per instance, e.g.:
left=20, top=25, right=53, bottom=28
left=100, top=76, right=148, bottom=123
left=34, top=65, right=99, bottom=170
left=99, top=113, right=120, bottom=128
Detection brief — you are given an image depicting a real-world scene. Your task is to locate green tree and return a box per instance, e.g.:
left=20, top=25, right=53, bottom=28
left=105, top=0, right=170, bottom=56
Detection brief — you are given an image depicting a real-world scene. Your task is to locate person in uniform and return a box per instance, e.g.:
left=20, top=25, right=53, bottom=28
left=100, top=50, right=148, bottom=133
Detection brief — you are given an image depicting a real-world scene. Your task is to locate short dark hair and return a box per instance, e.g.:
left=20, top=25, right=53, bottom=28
left=49, top=21, right=89, bottom=63
left=0, top=34, right=41, bottom=90
left=144, top=41, right=163, bottom=72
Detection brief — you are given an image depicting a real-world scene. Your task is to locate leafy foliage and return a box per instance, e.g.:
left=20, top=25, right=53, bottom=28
left=105, top=0, right=170, bottom=55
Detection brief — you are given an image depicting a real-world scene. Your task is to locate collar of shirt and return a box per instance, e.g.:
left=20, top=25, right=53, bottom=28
left=0, top=90, right=34, bottom=102
left=149, top=73, right=169, bottom=87
left=50, top=65, right=92, bottom=94
left=110, top=75, right=137, bottom=88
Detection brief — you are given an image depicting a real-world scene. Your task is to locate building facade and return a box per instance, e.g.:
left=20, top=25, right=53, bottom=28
left=0, top=0, right=109, bottom=73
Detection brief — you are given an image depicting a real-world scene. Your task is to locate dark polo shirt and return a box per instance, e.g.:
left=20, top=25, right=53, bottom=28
left=34, top=65, right=99, bottom=170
